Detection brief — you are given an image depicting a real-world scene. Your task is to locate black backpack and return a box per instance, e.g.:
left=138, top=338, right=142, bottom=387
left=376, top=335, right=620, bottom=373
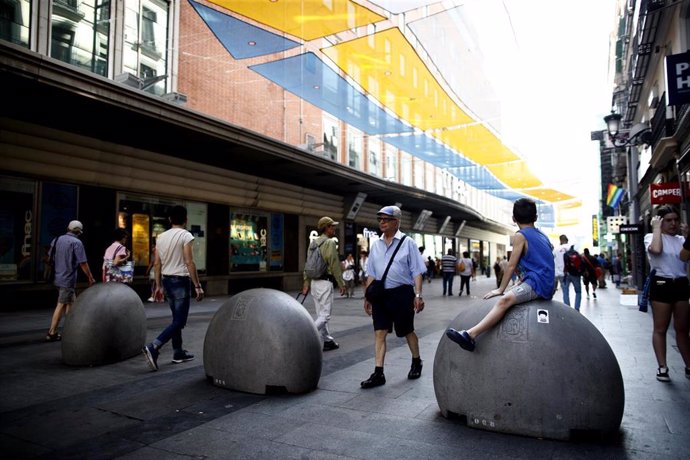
left=564, top=247, right=584, bottom=276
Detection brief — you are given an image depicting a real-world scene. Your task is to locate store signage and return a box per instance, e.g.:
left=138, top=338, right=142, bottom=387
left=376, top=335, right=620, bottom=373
left=619, top=224, right=641, bottom=234
left=666, top=51, right=690, bottom=106
left=649, top=182, right=688, bottom=204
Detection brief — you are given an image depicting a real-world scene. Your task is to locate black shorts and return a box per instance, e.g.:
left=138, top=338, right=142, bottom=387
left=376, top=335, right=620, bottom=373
left=649, top=276, right=690, bottom=304
left=371, top=284, right=415, bottom=337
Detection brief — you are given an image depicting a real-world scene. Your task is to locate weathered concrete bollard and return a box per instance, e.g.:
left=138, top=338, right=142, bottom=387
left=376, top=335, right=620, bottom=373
left=204, top=288, right=322, bottom=395
left=62, top=283, right=147, bottom=366
left=433, top=299, right=624, bottom=441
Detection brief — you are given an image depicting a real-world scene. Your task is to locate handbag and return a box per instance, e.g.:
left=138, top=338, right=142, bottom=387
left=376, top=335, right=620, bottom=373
left=365, top=236, right=406, bottom=304
left=45, top=236, right=60, bottom=283
left=104, top=245, right=134, bottom=284
left=638, top=269, right=656, bottom=312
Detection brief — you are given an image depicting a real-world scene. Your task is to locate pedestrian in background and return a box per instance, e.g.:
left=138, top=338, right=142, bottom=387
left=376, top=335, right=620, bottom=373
left=302, top=216, right=346, bottom=352
left=342, top=253, right=356, bottom=298
left=102, top=228, right=132, bottom=284
left=361, top=205, right=426, bottom=388
left=457, top=251, right=473, bottom=296
left=143, top=205, right=203, bottom=371
left=646, top=205, right=690, bottom=382
left=46, top=220, right=96, bottom=341
left=493, top=257, right=502, bottom=288
left=553, top=234, right=569, bottom=297
left=441, top=249, right=457, bottom=296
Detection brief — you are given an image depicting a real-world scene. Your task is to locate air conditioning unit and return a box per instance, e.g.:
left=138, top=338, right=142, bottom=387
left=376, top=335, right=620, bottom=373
left=161, top=92, right=188, bottom=105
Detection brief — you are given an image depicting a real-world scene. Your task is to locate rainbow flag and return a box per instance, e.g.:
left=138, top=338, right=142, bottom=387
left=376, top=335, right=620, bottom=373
left=606, top=184, right=625, bottom=209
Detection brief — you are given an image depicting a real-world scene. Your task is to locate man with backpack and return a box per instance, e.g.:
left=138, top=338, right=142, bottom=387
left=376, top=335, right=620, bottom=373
left=302, top=216, right=346, bottom=351
left=563, top=244, right=584, bottom=311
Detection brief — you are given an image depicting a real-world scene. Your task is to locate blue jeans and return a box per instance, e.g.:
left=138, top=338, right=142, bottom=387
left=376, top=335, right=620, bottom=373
left=561, top=274, right=582, bottom=311
left=442, top=272, right=454, bottom=295
left=154, top=276, right=191, bottom=350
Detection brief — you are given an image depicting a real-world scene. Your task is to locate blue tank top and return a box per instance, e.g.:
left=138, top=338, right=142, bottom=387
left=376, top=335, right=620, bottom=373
left=517, top=227, right=555, bottom=299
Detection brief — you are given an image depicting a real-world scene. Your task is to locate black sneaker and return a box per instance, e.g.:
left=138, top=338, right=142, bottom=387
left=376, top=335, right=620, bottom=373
left=446, top=328, right=476, bottom=351
left=323, top=340, right=340, bottom=351
left=686, top=367, right=690, bottom=379
left=361, top=372, right=386, bottom=389
left=593, top=292, right=597, bottom=299
left=143, top=344, right=159, bottom=371
left=656, top=366, right=670, bottom=382
left=172, top=350, right=195, bottom=363
left=408, top=359, right=423, bottom=379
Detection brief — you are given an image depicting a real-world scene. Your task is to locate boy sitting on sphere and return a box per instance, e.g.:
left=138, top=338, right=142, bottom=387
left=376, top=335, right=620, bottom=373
left=446, top=198, right=555, bottom=351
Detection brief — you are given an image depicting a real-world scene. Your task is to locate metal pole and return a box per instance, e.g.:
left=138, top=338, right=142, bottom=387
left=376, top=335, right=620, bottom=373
left=627, top=145, right=641, bottom=289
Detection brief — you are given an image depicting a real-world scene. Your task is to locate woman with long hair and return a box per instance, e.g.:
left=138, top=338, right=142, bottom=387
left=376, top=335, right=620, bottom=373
left=645, top=205, right=690, bottom=382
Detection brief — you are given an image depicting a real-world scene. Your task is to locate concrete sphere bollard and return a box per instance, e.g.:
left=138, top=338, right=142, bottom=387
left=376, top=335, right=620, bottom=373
left=204, top=288, right=322, bottom=395
left=433, top=299, right=624, bottom=441
left=62, top=283, right=147, bottom=366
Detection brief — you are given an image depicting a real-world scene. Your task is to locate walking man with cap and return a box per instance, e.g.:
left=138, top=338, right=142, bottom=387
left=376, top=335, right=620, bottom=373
left=303, top=216, right=346, bottom=351
left=361, top=205, right=427, bottom=388
left=46, top=220, right=96, bottom=341
left=143, top=205, right=203, bottom=371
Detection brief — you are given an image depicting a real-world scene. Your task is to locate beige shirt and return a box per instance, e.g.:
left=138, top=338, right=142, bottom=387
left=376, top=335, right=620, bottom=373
left=156, top=227, right=195, bottom=276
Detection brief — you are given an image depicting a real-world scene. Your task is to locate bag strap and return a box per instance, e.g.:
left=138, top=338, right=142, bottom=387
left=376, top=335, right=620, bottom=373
left=49, top=236, right=61, bottom=263
left=380, top=235, right=407, bottom=283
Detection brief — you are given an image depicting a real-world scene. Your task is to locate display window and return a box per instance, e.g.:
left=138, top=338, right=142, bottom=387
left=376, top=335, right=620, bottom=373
left=0, top=176, right=37, bottom=282
left=118, top=193, right=207, bottom=274
left=230, top=211, right=269, bottom=272
left=39, top=182, right=79, bottom=282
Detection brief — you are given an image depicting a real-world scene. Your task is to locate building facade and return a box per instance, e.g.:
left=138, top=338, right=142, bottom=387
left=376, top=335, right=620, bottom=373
left=601, top=0, right=690, bottom=288
left=1, top=1, right=520, bottom=305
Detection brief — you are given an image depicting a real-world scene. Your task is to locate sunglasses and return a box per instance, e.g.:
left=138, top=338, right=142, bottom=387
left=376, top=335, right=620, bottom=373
left=377, top=217, right=396, bottom=222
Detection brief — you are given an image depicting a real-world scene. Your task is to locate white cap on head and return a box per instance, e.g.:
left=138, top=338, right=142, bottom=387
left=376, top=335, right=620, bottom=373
left=376, top=205, right=402, bottom=219
left=68, top=220, right=83, bottom=233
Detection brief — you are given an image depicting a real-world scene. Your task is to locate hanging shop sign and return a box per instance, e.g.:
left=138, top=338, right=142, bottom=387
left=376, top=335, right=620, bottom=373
left=666, top=51, right=690, bottom=106
left=649, top=182, right=689, bottom=205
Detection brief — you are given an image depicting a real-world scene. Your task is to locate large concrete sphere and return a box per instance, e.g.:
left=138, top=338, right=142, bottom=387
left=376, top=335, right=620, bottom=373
left=204, top=288, right=322, bottom=395
left=62, top=283, right=147, bottom=366
left=433, top=299, right=624, bottom=441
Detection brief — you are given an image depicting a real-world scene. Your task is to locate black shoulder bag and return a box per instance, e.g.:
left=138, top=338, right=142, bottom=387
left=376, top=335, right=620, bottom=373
left=365, top=236, right=407, bottom=304
left=46, top=236, right=60, bottom=282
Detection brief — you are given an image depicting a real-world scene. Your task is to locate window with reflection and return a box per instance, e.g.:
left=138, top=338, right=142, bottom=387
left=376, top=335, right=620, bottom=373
left=0, top=0, right=31, bottom=47
left=322, top=114, right=339, bottom=161
left=400, top=151, right=412, bottom=186
left=123, top=0, right=169, bottom=95
left=385, top=148, right=398, bottom=182
left=0, top=176, right=36, bottom=282
left=347, top=126, right=362, bottom=169
left=50, top=0, right=110, bottom=76
left=368, top=137, right=380, bottom=177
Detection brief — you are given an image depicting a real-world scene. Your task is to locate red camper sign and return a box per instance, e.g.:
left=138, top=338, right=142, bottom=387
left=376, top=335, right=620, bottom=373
left=650, top=182, right=689, bottom=205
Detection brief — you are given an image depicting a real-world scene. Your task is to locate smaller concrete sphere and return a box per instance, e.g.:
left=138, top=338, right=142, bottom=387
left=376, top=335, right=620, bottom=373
left=62, top=283, right=147, bottom=366
left=433, top=299, right=624, bottom=441
left=204, top=288, right=322, bottom=395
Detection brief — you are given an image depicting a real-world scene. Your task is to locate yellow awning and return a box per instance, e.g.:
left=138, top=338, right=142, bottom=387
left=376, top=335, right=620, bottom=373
left=207, top=0, right=386, bottom=41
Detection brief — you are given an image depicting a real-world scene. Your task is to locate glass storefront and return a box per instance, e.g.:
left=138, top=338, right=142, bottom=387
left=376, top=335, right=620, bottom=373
left=0, top=177, right=36, bottom=281
left=118, top=193, right=207, bottom=274
left=230, top=210, right=284, bottom=272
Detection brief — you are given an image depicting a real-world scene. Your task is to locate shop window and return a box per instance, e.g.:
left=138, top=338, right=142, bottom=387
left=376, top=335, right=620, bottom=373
left=230, top=211, right=270, bottom=272
left=38, top=182, right=78, bottom=282
left=0, top=176, right=37, bottom=282
left=118, top=193, right=207, bottom=275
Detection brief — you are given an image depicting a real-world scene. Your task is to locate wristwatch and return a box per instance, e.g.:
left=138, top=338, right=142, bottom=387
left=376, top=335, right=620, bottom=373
left=415, top=293, right=422, bottom=298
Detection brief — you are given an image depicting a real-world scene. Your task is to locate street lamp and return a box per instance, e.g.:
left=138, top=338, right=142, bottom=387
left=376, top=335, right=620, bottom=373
left=603, top=110, right=652, bottom=147
left=602, top=110, right=653, bottom=290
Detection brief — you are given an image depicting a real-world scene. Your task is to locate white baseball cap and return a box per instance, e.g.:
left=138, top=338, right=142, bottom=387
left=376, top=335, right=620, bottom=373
left=68, top=220, right=83, bottom=233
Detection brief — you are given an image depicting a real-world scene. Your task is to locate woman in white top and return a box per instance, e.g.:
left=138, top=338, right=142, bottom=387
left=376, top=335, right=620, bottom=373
left=644, top=205, right=690, bottom=382
left=342, top=253, right=356, bottom=298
